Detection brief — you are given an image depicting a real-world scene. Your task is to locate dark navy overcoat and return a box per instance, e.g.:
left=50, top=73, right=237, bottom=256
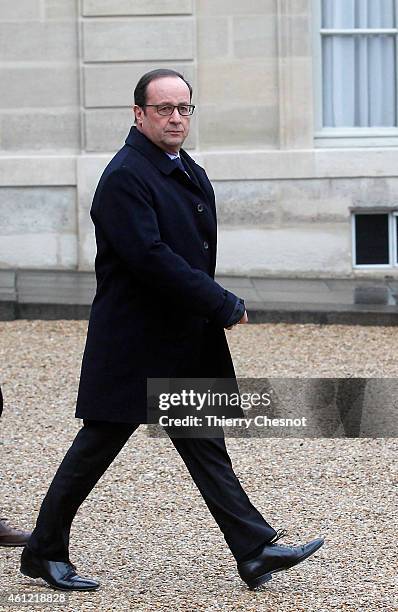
left=75, top=127, right=239, bottom=423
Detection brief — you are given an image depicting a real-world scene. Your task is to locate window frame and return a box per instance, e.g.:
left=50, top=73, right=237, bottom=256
left=313, top=0, right=398, bottom=147
left=352, top=210, right=398, bottom=269
left=393, top=211, right=398, bottom=265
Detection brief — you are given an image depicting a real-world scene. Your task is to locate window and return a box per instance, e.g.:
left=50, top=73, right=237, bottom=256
left=352, top=212, right=398, bottom=267
left=314, top=0, right=398, bottom=144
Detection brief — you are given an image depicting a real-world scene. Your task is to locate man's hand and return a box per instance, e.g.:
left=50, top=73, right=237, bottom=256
left=239, top=310, right=249, bottom=324
left=226, top=310, right=248, bottom=330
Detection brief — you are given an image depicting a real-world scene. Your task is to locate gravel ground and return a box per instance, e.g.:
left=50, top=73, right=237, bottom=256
left=0, top=321, right=397, bottom=612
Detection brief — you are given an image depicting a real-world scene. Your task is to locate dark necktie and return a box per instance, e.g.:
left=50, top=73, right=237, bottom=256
left=173, top=156, right=190, bottom=177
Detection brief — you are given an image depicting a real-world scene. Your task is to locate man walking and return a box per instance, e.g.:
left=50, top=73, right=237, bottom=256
left=21, top=69, right=323, bottom=591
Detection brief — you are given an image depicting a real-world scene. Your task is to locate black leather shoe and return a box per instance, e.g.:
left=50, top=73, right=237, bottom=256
left=238, top=530, right=324, bottom=590
left=20, top=547, right=99, bottom=591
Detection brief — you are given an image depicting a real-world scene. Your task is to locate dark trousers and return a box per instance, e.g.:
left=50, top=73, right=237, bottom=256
left=27, top=420, right=276, bottom=563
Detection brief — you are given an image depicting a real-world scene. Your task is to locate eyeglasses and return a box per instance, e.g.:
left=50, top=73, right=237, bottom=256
left=143, top=104, right=195, bottom=116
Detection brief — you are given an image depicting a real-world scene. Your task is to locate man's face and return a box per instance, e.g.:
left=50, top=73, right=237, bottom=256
left=134, top=76, right=191, bottom=153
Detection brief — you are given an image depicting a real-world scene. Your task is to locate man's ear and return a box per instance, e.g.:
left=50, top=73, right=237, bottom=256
left=133, top=105, right=143, bottom=126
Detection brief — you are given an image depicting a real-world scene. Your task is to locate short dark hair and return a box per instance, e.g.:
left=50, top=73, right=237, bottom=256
left=134, top=69, right=193, bottom=107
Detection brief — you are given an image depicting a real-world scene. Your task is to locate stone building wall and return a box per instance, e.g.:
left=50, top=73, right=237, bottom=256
left=1, top=0, right=397, bottom=278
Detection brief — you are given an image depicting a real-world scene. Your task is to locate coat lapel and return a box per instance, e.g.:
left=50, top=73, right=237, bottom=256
left=125, top=127, right=205, bottom=195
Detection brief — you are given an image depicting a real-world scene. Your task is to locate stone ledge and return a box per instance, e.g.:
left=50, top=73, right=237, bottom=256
left=0, top=270, right=16, bottom=300
left=16, top=270, right=96, bottom=305
left=2, top=151, right=397, bottom=187
left=0, top=269, right=397, bottom=325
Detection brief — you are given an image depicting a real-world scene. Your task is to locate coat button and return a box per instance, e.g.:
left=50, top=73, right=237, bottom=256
left=197, top=203, right=204, bottom=212
left=203, top=240, right=209, bottom=250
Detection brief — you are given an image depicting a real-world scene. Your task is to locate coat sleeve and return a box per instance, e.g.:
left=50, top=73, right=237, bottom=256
left=92, top=166, right=239, bottom=326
